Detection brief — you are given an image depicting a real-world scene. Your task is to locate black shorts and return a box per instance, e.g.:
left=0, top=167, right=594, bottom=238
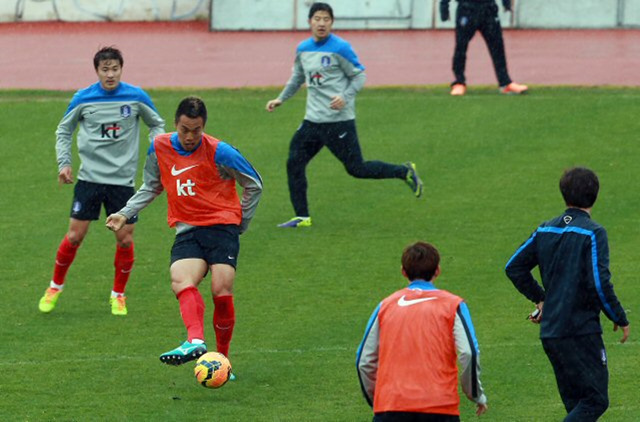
left=170, top=225, right=240, bottom=268
left=374, top=412, right=460, bottom=422
left=70, top=180, right=138, bottom=224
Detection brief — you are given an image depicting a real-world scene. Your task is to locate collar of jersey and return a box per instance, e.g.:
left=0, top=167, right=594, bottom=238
left=171, top=132, right=202, bottom=156
left=312, top=33, right=332, bottom=47
left=407, top=280, right=437, bottom=291
left=564, top=207, right=591, bottom=219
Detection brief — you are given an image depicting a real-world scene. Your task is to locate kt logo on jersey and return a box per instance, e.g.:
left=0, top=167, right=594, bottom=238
left=101, top=123, right=121, bottom=139
left=172, top=164, right=199, bottom=197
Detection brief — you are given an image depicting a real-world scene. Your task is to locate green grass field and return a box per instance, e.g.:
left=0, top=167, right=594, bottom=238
left=1, top=87, right=638, bottom=421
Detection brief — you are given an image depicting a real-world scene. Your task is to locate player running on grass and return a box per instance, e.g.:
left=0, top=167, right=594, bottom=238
left=266, top=2, right=423, bottom=229
left=38, top=46, right=165, bottom=316
left=106, top=97, right=262, bottom=370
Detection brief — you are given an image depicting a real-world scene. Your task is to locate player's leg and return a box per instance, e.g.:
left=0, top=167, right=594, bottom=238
left=478, top=5, right=528, bottom=94
left=39, top=181, right=99, bottom=313
left=109, top=224, right=135, bottom=315
left=280, top=120, right=323, bottom=227
left=478, top=4, right=511, bottom=87
left=160, top=231, right=209, bottom=365
left=542, top=337, right=584, bottom=415
left=193, top=225, right=239, bottom=360
left=105, top=184, right=138, bottom=315
left=325, top=121, right=423, bottom=197
left=563, top=334, right=609, bottom=421
left=210, top=264, right=236, bottom=359
left=452, top=3, right=479, bottom=88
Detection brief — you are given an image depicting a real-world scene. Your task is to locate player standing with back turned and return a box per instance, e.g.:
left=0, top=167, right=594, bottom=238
left=506, top=167, right=629, bottom=421
left=39, top=46, right=165, bottom=316
left=266, top=2, right=423, bottom=228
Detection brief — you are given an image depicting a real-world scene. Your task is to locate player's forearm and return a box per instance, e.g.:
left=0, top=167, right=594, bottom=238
left=55, top=112, right=78, bottom=170
left=454, top=312, right=486, bottom=404
left=278, top=76, right=304, bottom=102
left=119, top=153, right=163, bottom=218
left=278, top=57, right=305, bottom=102
left=140, top=103, right=166, bottom=142
left=356, top=307, right=381, bottom=407
left=239, top=179, right=263, bottom=232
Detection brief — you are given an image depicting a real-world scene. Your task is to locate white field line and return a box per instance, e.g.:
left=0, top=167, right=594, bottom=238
left=1, top=340, right=635, bottom=366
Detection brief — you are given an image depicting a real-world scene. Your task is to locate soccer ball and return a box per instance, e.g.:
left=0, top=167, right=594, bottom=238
left=194, top=352, right=232, bottom=388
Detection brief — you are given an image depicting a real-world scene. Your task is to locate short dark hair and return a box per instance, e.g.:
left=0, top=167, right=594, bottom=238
left=175, top=96, right=207, bottom=125
left=559, top=167, right=599, bottom=208
left=402, top=242, right=440, bottom=282
left=93, top=46, right=123, bottom=69
left=309, top=2, right=334, bottom=20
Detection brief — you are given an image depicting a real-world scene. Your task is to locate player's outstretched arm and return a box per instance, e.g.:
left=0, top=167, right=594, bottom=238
left=265, top=99, right=282, bottom=112
left=105, top=213, right=127, bottom=232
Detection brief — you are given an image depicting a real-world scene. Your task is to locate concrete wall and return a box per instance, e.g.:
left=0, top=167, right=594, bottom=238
left=2, top=0, right=640, bottom=27
left=0, top=0, right=210, bottom=22
left=211, top=0, right=640, bottom=30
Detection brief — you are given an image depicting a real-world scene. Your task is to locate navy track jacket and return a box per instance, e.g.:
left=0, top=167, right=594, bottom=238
left=505, top=208, right=628, bottom=339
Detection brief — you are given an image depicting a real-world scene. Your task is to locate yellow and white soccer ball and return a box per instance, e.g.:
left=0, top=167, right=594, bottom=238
left=194, top=352, right=232, bottom=388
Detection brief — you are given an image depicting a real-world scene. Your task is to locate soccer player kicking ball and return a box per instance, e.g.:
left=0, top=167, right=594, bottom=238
left=106, top=97, right=262, bottom=371
left=266, top=2, right=423, bottom=229
left=39, top=46, right=165, bottom=316
left=357, top=242, right=488, bottom=421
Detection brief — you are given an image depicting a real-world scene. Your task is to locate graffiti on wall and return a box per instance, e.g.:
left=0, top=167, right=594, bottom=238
left=9, top=0, right=209, bottom=22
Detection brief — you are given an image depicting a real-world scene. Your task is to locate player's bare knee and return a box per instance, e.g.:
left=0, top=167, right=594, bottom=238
left=171, top=280, right=198, bottom=295
left=66, top=230, right=86, bottom=246
left=117, top=237, right=133, bottom=248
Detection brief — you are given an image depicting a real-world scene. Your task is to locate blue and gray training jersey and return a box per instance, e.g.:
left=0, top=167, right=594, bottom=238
left=55, top=81, right=165, bottom=187
left=277, top=33, right=366, bottom=123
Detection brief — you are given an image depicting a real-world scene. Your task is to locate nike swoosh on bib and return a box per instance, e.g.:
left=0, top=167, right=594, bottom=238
left=397, top=295, right=437, bottom=307
left=171, top=164, right=199, bottom=176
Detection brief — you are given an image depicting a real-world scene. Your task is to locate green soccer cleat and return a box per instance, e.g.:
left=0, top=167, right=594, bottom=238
left=229, top=372, right=236, bottom=381
left=160, top=341, right=207, bottom=366
left=110, top=296, right=128, bottom=316
left=38, top=287, right=62, bottom=313
left=404, top=162, right=424, bottom=198
left=277, top=216, right=312, bottom=228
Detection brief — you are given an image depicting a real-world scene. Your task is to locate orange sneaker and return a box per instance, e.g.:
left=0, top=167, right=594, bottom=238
left=500, top=82, right=528, bottom=95
left=450, top=83, right=466, bottom=96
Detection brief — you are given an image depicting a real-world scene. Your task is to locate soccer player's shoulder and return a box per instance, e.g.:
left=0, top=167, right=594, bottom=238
left=296, top=36, right=317, bottom=53
left=68, top=82, right=103, bottom=108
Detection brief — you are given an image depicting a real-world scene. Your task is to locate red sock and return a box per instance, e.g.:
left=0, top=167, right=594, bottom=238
left=113, top=244, right=135, bottom=294
left=176, top=286, right=205, bottom=342
left=213, top=295, right=235, bottom=358
left=52, top=235, right=80, bottom=285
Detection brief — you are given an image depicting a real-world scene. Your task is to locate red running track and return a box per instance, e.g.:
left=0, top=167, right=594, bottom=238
left=0, top=21, right=638, bottom=90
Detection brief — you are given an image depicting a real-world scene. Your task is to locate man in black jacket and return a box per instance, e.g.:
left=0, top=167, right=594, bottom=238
left=505, top=167, right=629, bottom=422
left=440, top=0, right=527, bottom=95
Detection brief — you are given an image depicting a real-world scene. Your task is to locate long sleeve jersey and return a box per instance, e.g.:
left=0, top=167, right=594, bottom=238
left=277, top=33, right=365, bottom=123
left=505, top=208, right=629, bottom=339
left=55, top=81, right=165, bottom=187
left=118, top=133, right=262, bottom=234
left=356, top=280, right=486, bottom=415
